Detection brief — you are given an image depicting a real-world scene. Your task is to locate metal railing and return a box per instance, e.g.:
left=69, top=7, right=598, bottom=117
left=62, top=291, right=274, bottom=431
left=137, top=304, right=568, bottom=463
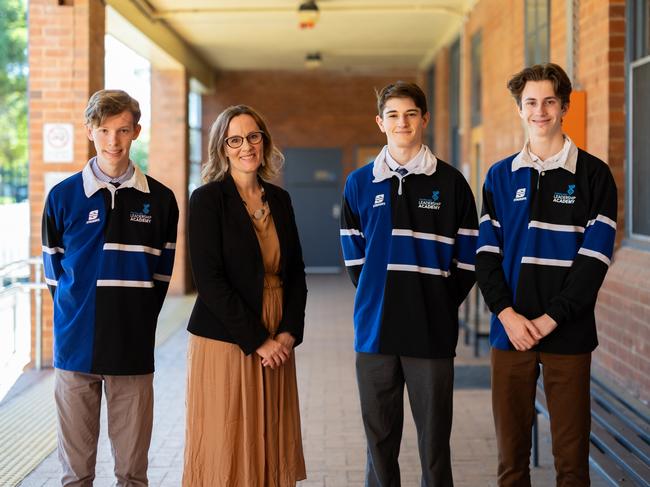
left=0, top=258, right=47, bottom=370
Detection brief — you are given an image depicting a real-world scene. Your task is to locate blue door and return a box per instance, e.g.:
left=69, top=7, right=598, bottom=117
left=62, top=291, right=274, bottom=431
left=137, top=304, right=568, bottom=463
left=284, top=148, right=342, bottom=273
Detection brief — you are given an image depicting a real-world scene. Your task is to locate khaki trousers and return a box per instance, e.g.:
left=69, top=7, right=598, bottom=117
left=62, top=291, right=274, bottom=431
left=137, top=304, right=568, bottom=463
left=491, top=349, right=591, bottom=487
left=54, top=369, right=154, bottom=487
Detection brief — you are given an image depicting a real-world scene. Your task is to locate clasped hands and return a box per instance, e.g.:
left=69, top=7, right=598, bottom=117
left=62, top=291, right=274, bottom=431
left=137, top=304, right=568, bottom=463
left=497, top=307, right=558, bottom=351
left=255, top=332, right=295, bottom=369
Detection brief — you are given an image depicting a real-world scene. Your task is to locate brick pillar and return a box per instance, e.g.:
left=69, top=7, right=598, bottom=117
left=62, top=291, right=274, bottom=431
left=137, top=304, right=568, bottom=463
left=28, top=0, right=105, bottom=367
left=148, top=68, right=191, bottom=295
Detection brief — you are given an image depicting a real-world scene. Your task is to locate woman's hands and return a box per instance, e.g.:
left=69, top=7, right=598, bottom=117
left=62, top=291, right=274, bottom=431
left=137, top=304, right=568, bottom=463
left=275, top=332, right=296, bottom=350
left=256, top=337, right=289, bottom=369
left=255, top=333, right=296, bottom=368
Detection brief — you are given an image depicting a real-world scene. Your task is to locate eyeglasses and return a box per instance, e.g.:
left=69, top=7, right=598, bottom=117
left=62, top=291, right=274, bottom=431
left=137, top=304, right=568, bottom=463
left=224, top=131, right=264, bottom=149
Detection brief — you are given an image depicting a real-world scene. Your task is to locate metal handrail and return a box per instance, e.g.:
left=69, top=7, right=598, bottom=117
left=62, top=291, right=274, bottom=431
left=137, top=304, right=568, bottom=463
left=0, top=257, right=47, bottom=369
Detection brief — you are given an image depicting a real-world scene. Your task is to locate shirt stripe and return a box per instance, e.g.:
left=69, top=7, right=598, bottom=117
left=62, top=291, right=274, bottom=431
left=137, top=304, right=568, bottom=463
left=457, top=228, right=479, bottom=236
left=480, top=214, right=501, bottom=228
left=456, top=262, right=476, bottom=271
left=477, top=245, right=501, bottom=255
left=340, top=229, right=365, bottom=237
left=42, top=245, right=65, bottom=255
left=387, top=263, right=450, bottom=277
left=577, top=247, right=611, bottom=266
left=45, top=277, right=58, bottom=286
left=586, top=214, right=617, bottom=230
left=392, top=229, right=455, bottom=245
left=345, top=257, right=366, bottom=266
left=96, top=279, right=155, bottom=288
left=153, top=273, right=172, bottom=282
left=164, top=242, right=176, bottom=249
left=103, top=243, right=162, bottom=256
left=521, top=257, right=573, bottom=267
left=529, top=220, right=585, bottom=233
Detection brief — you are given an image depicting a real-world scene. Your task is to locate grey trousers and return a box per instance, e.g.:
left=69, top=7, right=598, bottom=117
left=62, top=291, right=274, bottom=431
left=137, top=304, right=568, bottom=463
left=54, top=369, right=154, bottom=487
left=355, top=353, right=454, bottom=487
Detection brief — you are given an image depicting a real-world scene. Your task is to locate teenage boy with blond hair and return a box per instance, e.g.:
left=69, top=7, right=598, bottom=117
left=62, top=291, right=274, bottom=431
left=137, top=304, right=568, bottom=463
left=476, top=63, right=617, bottom=486
left=42, top=89, right=179, bottom=486
left=340, top=81, right=478, bottom=486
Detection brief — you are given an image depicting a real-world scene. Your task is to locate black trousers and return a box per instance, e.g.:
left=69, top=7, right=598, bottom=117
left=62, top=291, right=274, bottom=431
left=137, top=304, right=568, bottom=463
left=356, top=352, right=454, bottom=487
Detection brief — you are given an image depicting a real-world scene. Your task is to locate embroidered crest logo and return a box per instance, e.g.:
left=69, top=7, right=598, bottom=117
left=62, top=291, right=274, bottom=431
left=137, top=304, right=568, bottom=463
left=418, top=190, right=442, bottom=210
left=86, top=209, right=100, bottom=224
left=513, top=188, right=527, bottom=202
left=373, top=194, right=386, bottom=208
left=130, top=202, right=153, bottom=223
left=553, top=185, right=577, bottom=205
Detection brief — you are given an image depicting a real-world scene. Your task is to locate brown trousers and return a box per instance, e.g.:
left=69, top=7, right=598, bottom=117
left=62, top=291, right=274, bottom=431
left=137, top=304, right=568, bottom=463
left=54, top=369, right=154, bottom=487
left=490, top=349, right=591, bottom=487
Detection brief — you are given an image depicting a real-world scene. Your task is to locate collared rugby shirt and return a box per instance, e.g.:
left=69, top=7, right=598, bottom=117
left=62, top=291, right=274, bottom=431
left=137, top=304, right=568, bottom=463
left=42, top=159, right=179, bottom=374
left=476, top=149, right=617, bottom=353
left=340, top=158, right=478, bottom=359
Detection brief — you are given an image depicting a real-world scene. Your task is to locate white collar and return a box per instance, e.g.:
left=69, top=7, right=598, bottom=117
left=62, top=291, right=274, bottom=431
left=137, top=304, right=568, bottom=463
left=372, top=145, right=437, bottom=182
left=82, top=157, right=150, bottom=199
left=512, top=135, right=578, bottom=174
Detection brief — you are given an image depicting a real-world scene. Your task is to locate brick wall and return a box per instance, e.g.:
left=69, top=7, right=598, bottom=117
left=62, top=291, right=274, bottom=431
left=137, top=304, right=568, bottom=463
left=201, top=70, right=417, bottom=179
left=148, top=68, right=191, bottom=295
left=583, top=0, right=649, bottom=405
left=458, top=0, right=526, bottom=180
left=594, top=247, right=650, bottom=402
left=28, top=0, right=105, bottom=366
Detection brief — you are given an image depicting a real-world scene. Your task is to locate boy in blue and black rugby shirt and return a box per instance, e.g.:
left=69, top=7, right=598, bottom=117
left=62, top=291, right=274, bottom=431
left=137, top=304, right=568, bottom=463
left=340, top=81, right=478, bottom=486
left=476, top=64, right=617, bottom=486
left=42, top=90, right=178, bottom=486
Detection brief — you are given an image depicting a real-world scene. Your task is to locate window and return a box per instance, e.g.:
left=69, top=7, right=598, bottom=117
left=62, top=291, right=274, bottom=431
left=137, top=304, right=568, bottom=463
left=188, top=89, right=202, bottom=194
left=525, top=0, right=549, bottom=65
left=628, top=0, right=650, bottom=240
left=471, top=31, right=482, bottom=127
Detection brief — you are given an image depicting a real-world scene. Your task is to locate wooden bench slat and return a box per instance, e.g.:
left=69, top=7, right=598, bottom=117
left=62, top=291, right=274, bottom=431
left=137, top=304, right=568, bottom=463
left=589, top=444, right=631, bottom=487
left=590, top=421, right=650, bottom=486
left=533, top=375, right=650, bottom=486
left=591, top=403, right=650, bottom=466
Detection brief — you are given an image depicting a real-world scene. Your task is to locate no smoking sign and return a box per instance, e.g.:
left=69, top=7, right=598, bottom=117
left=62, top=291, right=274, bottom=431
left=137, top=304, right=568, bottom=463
left=44, top=123, right=74, bottom=163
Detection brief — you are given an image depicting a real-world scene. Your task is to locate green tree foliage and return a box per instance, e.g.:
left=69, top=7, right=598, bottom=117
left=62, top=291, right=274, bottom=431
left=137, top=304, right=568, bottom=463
left=0, top=0, right=28, bottom=203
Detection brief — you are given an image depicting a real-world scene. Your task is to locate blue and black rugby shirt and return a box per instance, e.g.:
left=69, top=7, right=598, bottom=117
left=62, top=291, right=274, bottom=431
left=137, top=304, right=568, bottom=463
left=42, top=159, right=179, bottom=374
left=476, top=144, right=617, bottom=354
left=340, top=146, right=478, bottom=359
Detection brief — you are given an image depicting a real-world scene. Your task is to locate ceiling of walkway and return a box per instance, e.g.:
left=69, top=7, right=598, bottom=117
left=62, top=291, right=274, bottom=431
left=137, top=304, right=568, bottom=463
left=134, top=0, right=475, bottom=72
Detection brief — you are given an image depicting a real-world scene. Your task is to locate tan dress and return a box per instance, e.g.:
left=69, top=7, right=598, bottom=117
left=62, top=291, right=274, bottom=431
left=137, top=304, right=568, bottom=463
left=183, top=207, right=306, bottom=487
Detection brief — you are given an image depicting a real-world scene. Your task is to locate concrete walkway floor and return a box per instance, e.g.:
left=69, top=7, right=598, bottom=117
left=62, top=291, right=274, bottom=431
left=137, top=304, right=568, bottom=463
left=17, top=274, right=608, bottom=486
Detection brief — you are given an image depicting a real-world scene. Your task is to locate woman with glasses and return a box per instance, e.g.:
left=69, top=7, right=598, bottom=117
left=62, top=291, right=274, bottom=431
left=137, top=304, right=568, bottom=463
left=183, top=105, right=307, bottom=486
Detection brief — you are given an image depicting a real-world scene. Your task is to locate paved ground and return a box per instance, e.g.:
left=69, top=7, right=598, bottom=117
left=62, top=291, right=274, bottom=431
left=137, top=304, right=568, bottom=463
left=18, top=274, right=607, bottom=486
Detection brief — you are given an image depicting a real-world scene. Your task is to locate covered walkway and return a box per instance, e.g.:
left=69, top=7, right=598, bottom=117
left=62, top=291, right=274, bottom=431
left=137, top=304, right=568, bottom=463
left=13, top=275, right=607, bottom=486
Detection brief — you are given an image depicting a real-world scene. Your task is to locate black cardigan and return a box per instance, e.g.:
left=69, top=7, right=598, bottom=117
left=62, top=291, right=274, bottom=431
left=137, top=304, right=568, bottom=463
left=187, top=175, right=307, bottom=355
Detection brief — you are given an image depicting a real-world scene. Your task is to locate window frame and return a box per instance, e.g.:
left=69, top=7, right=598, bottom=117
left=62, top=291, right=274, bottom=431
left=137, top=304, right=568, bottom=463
left=524, top=0, right=550, bottom=66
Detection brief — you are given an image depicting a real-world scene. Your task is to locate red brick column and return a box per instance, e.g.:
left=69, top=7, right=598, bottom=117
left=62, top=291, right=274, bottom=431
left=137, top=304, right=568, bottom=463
left=28, top=0, right=105, bottom=367
left=586, top=1, right=648, bottom=404
left=148, top=68, right=191, bottom=295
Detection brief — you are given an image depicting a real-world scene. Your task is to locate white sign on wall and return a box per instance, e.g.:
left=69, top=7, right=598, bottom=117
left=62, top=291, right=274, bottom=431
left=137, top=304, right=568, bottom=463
left=44, top=123, right=74, bottom=163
